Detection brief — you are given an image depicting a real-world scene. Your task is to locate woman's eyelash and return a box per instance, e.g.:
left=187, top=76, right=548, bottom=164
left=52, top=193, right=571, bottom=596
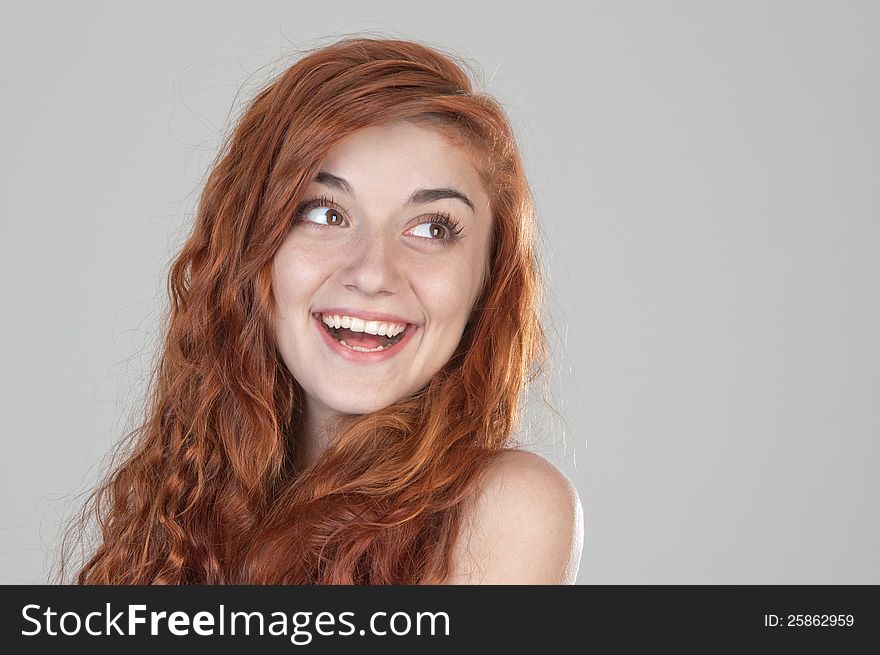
left=425, top=211, right=464, bottom=240
left=294, top=194, right=343, bottom=223
left=292, top=195, right=465, bottom=242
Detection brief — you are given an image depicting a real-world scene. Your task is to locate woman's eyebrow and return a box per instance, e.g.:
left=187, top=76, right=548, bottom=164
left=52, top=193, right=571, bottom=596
left=315, top=170, right=476, bottom=214
left=409, top=187, right=476, bottom=213
left=315, top=171, right=354, bottom=195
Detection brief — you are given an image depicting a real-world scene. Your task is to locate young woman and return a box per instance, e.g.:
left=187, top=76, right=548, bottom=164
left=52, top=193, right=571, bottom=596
left=64, top=36, right=583, bottom=584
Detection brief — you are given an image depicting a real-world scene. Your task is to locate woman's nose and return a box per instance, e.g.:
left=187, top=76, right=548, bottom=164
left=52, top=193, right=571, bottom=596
left=340, top=227, right=401, bottom=296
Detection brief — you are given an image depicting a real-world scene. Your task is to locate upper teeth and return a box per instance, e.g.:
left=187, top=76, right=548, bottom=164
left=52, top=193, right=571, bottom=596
left=320, top=314, right=407, bottom=337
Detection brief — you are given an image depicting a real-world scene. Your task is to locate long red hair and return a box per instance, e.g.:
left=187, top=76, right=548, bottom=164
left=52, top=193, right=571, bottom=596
left=62, top=36, right=546, bottom=584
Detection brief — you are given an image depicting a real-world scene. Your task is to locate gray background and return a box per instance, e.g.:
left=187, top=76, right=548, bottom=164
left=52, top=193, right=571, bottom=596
left=2, top=1, right=878, bottom=584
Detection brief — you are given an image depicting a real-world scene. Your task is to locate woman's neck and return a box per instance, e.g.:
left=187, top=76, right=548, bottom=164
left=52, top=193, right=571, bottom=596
left=299, top=401, right=345, bottom=468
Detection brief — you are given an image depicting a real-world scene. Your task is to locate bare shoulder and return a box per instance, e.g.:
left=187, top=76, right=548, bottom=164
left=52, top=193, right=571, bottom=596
left=442, top=449, right=584, bottom=585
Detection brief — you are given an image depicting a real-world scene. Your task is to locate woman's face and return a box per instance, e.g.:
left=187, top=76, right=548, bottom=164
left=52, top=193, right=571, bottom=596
left=271, top=119, right=493, bottom=425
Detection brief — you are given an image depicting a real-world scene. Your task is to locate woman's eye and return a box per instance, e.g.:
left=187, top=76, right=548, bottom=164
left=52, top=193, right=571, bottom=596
left=300, top=205, right=345, bottom=226
left=410, top=221, right=448, bottom=239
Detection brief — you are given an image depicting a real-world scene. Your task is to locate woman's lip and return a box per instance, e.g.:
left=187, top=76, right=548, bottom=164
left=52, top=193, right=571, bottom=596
left=312, top=308, right=419, bottom=327
left=313, top=314, right=417, bottom=363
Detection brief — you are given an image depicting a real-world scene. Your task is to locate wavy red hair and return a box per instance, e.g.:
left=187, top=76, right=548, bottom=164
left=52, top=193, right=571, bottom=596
left=61, top=36, right=547, bottom=584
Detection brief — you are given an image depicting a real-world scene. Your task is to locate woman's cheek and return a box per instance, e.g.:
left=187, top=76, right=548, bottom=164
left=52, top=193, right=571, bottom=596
left=412, top=256, right=477, bottom=322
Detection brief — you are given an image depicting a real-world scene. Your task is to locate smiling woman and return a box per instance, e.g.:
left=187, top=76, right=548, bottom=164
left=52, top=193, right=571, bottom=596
left=272, top=120, right=494, bottom=464
left=60, top=36, right=583, bottom=585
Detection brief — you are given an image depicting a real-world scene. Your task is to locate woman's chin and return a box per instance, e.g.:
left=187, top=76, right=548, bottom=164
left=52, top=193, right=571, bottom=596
left=320, top=392, right=401, bottom=417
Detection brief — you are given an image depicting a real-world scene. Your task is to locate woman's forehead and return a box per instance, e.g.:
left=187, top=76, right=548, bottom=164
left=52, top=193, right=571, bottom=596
left=315, top=121, right=489, bottom=207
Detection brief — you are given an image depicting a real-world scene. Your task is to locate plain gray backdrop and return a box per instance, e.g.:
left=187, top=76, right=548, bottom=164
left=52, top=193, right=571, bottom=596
left=2, top=1, right=878, bottom=584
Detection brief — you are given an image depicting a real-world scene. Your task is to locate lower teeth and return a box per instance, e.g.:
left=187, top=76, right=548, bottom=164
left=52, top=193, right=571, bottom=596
left=338, top=339, right=389, bottom=353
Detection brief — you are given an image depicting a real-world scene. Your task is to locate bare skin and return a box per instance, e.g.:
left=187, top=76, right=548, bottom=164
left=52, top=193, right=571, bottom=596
left=430, top=449, right=584, bottom=584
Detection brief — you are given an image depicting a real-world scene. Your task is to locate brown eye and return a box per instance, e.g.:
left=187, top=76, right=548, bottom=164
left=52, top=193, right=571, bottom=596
left=297, top=203, right=347, bottom=227
left=406, top=214, right=463, bottom=246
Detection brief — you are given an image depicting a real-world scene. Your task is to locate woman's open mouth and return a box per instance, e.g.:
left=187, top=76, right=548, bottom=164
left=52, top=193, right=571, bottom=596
left=321, top=322, right=406, bottom=352
left=313, top=312, right=416, bottom=359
